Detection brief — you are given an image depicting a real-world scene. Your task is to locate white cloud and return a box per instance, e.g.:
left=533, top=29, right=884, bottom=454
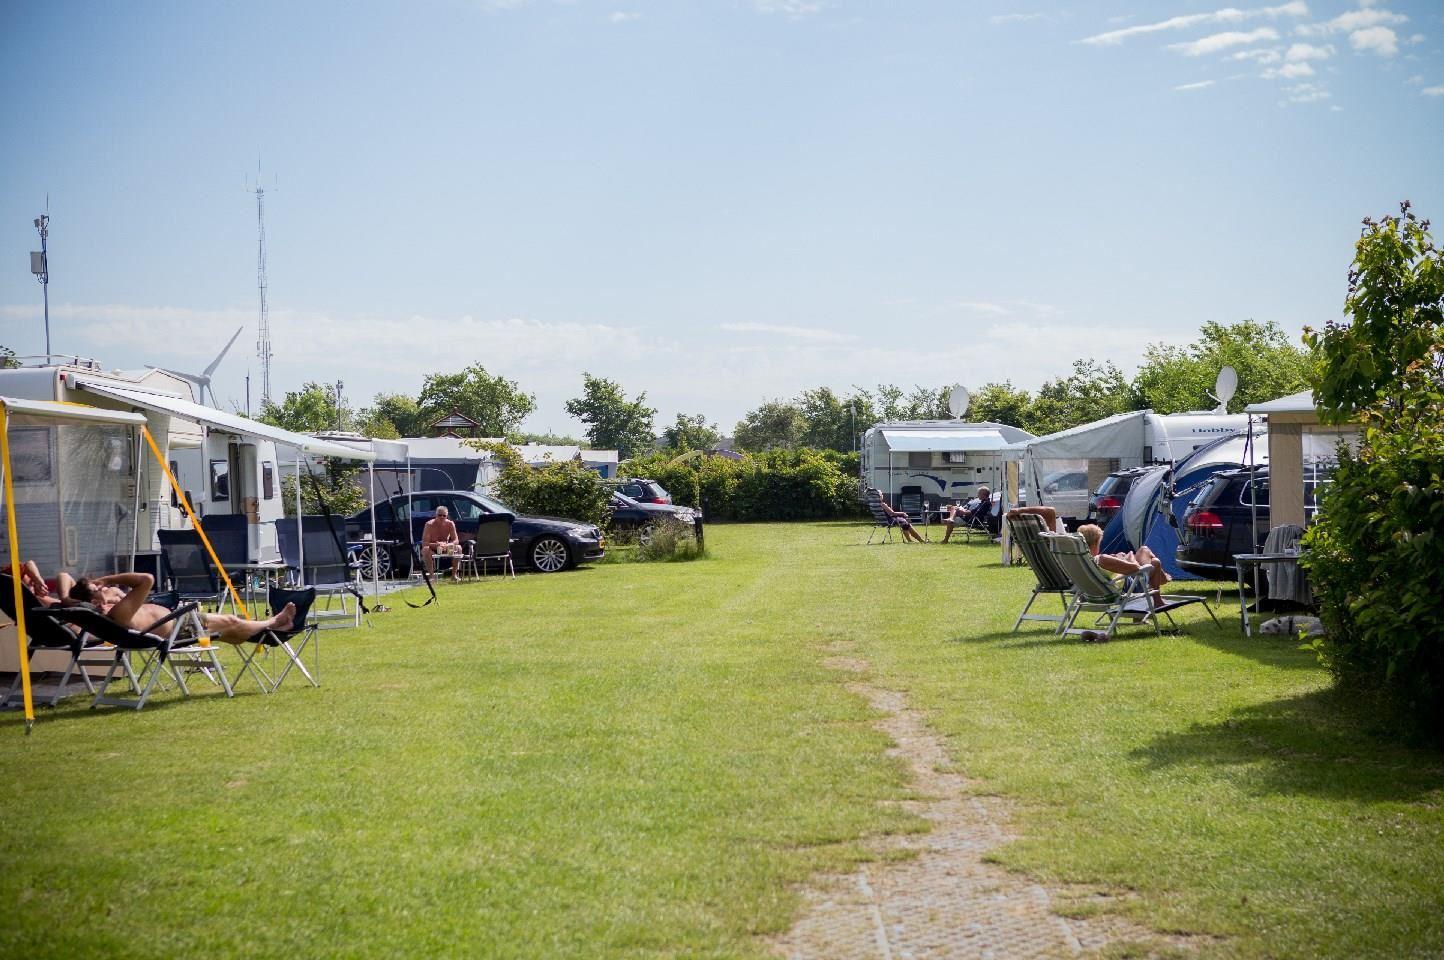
left=608, top=11, right=640, bottom=23
left=1295, top=6, right=1406, bottom=37
left=1232, top=47, right=1284, bottom=62
left=1422, top=85, right=1444, bottom=96
left=719, top=322, right=858, bottom=342
left=753, top=0, right=824, bottom=16
left=1350, top=25, right=1398, bottom=56
left=990, top=13, right=1049, bottom=24
left=1168, top=27, right=1279, bottom=56
left=1281, top=81, right=1331, bottom=102
left=1174, top=79, right=1218, bottom=90
left=1078, top=2, right=1307, bottom=46
left=950, top=301, right=1011, bottom=315
left=1285, top=41, right=1334, bottom=60
left=1263, top=61, right=1315, bottom=78
left=1407, top=33, right=1425, bottom=45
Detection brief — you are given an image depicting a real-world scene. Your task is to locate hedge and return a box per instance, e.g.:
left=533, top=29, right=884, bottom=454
left=621, top=449, right=865, bottom=522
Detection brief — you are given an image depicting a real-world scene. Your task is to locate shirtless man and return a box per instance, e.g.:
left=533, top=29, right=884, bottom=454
left=68, top=573, right=295, bottom=643
left=421, top=505, right=463, bottom=582
left=1006, top=505, right=1066, bottom=535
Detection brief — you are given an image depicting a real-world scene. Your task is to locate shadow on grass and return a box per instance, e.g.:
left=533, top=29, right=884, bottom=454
left=1131, top=686, right=1444, bottom=802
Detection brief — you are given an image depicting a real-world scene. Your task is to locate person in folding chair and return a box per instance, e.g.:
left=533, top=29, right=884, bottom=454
left=68, top=573, right=297, bottom=642
left=1, top=560, right=75, bottom=608
left=421, top=505, right=464, bottom=583
left=1076, top=524, right=1171, bottom=599
left=940, top=487, right=992, bottom=544
left=865, top=488, right=927, bottom=544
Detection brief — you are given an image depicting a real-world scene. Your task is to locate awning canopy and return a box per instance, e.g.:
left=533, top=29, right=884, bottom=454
left=74, top=381, right=374, bottom=461
left=1244, top=390, right=1316, bottom=415
left=0, top=396, right=148, bottom=428
left=1004, top=410, right=1150, bottom=460
left=880, top=429, right=1009, bottom=453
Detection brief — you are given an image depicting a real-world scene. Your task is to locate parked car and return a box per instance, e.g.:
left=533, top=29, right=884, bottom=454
left=1033, top=468, right=1090, bottom=520
left=605, top=491, right=700, bottom=542
left=612, top=478, right=671, bottom=505
left=1176, top=467, right=1274, bottom=578
left=1086, top=467, right=1155, bottom=526
left=346, top=490, right=605, bottom=574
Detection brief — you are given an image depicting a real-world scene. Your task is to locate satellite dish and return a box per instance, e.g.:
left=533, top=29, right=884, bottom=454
left=947, top=384, right=970, bottom=419
left=1209, top=366, right=1238, bottom=413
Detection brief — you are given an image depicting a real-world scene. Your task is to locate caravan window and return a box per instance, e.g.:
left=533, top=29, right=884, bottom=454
left=907, top=452, right=931, bottom=468
left=170, top=461, right=181, bottom=508
left=10, top=428, right=53, bottom=483
left=103, top=436, right=133, bottom=475
left=262, top=462, right=275, bottom=500
left=210, top=460, right=230, bottom=501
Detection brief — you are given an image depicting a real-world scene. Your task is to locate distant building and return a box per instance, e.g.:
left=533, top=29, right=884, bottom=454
left=428, top=410, right=487, bottom=438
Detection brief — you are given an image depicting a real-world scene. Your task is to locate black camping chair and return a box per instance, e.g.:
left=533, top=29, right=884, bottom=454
left=42, top=603, right=234, bottom=710
left=281, top=517, right=363, bottom=627
left=157, top=529, right=231, bottom=611
left=0, top=575, right=113, bottom=707
left=228, top=586, right=319, bottom=692
left=471, top=515, right=515, bottom=578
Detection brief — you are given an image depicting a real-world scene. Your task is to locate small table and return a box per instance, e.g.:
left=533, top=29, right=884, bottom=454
left=1232, top=552, right=1301, bottom=637
left=223, top=561, right=289, bottom=611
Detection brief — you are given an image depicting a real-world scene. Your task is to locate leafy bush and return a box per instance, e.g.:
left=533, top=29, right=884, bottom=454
left=622, top=448, right=864, bottom=522
left=1301, top=202, right=1444, bottom=738
left=483, top=443, right=612, bottom=527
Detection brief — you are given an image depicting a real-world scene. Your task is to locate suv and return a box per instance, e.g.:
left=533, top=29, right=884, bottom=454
left=347, top=490, right=605, bottom=574
left=1086, top=467, right=1157, bottom=526
left=1035, top=469, right=1090, bottom=520
left=1176, top=468, right=1274, bottom=578
left=613, top=478, right=671, bottom=505
left=604, top=491, right=700, bottom=542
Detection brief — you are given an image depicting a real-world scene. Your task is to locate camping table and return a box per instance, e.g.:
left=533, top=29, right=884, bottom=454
left=223, top=562, right=289, bottom=611
left=1232, top=552, right=1300, bottom=637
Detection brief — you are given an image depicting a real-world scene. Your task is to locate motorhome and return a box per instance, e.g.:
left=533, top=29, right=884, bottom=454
left=859, top=420, right=1036, bottom=510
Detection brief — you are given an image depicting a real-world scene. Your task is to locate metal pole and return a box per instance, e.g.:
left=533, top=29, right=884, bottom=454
left=34, top=214, right=50, bottom=358
left=369, top=459, right=379, bottom=599
left=295, top=454, right=305, bottom=585
left=1, top=406, right=37, bottom=731
left=129, top=429, right=143, bottom=572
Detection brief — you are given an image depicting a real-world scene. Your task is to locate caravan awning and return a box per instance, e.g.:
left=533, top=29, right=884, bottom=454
left=1004, top=410, right=1150, bottom=460
left=74, top=381, right=375, bottom=461
left=0, top=397, right=148, bottom=428
left=880, top=430, right=1009, bottom=453
left=1244, top=390, right=1316, bottom=415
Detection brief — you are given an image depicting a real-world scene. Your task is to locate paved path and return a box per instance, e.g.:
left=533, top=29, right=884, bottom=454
left=768, top=657, right=1194, bottom=960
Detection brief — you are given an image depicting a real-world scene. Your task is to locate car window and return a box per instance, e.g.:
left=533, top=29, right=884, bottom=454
left=406, top=495, right=437, bottom=517
left=620, top=482, right=643, bottom=498
left=1059, top=473, right=1087, bottom=491
left=1241, top=478, right=1270, bottom=507
left=451, top=497, right=484, bottom=521
left=374, top=500, right=395, bottom=523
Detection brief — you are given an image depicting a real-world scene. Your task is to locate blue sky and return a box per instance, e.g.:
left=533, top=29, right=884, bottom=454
left=2, top=0, right=1440, bottom=435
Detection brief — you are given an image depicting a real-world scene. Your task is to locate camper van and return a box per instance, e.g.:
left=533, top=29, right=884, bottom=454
left=860, top=420, right=1036, bottom=510
left=0, top=358, right=288, bottom=565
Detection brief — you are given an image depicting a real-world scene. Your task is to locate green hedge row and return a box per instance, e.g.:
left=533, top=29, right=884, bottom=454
left=622, top=449, right=865, bottom=522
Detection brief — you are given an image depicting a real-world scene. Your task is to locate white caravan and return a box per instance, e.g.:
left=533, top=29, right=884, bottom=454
left=859, top=420, right=1036, bottom=507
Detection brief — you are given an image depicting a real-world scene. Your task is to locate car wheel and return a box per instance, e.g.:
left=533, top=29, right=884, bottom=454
left=359, top=544, right=393, bottom=580
left=637, top=524, right=655, bottom=546
left=530, top=536, right=571, bottom=573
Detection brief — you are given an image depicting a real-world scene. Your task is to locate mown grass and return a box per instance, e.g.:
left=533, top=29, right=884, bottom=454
left=1, top=521, right=1441, bottom=958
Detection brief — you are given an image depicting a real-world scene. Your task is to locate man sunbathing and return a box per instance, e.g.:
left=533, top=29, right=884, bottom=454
left=67, top=573, right=295, bottom=643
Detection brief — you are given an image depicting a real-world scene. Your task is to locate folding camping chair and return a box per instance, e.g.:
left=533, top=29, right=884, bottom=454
left=42, top=604, right=234, bottom=710
left=898, top=486, right=926, bottom=525
left=157, top=529, right=233, bottom=612
left=468, top=516, right=516, bottom=579
left=1042, top=532, right=1220, bottom=641
left=1005, top=515, right=1075, bottom=633
left=281, top=516, right=364, bottom=628
left=0, top=575, right=115, bottom=707
left=228, top=586, right=319, bottom=692
left=864, top=489, right=923, bottom=544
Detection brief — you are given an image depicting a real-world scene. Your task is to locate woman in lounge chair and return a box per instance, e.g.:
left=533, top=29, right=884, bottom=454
left=867, top=488, right=927, bottom=543
left=1076, top=524, right=1171, bottom=594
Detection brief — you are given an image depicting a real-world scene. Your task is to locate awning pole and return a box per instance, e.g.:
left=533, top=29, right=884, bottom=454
left=369, top=460, right=379, bottom=599
left=1, top=407, right=37, bottom=731
left=295, top=455, right=305, bottom=586
left=129, top=428, right=144, bottom=572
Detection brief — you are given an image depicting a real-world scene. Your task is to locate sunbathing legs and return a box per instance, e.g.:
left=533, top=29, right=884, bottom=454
left=202, top=603, right=296, bottom=643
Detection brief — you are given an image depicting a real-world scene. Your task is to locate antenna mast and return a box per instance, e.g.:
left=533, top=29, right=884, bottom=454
left=249, top=174, right=273, bottom=405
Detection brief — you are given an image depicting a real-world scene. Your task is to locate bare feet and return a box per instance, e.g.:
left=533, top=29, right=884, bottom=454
left=271, top=602, right=297, bottom=632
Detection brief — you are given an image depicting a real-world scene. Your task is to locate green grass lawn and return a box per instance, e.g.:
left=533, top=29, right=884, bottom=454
left=1, top=522, right=1441, bottom=958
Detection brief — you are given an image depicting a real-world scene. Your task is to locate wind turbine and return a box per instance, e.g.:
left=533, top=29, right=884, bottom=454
left=161, top=327, right=244, bottom=406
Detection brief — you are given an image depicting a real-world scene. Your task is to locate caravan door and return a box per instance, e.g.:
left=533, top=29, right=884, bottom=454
left=233, top=441, right=280, bottom=563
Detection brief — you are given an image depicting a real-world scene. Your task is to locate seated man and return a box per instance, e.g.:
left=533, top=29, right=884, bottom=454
left=1076, top=523, right=1170, bottom=595
left=421, top=505, right=463, bottom=582
left=67, top=572, right=295, bottom=643
left=941, top=487, right=992, bottom=544
left=2, top=560, right=75, bottom=607
left=866, top=488, right=927, bottom=543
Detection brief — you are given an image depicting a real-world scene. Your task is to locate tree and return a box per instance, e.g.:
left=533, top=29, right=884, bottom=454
left=871, top=384, right=950, bottom=422
left=732, top=400, right=806, bottom=451
left=416, top=364, right=535, bottom=436
left=661, top=413, right=721, bottom=452
left=797, top=387, right=874, bottom=451
left=510, top=430, right=586, bottom=446
left=0, top=345, right=19, bottom=369
left=259, top=382, right=347, bottom=433
left=1027, top=360, right=1140, bottom=435
left=967, top=381, right=1033, bottom=427
left=356, top=393, right=421, bottom=439
left=564, top=373, right=657, bottom=460
left=1133, top=320, right=1313, bottom=415
left=1300, top=202, right=1444, bottom=736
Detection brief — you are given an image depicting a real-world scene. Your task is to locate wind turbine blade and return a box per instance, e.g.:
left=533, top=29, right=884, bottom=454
left=204, top=327, right=245, bottom=378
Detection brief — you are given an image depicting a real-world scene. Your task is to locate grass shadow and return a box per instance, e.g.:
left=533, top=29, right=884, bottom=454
left=1131, top=686, right=1444, bottom=802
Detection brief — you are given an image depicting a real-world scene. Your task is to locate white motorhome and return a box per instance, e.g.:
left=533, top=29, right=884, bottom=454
left=860, top=420, right=1036, bottom=508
